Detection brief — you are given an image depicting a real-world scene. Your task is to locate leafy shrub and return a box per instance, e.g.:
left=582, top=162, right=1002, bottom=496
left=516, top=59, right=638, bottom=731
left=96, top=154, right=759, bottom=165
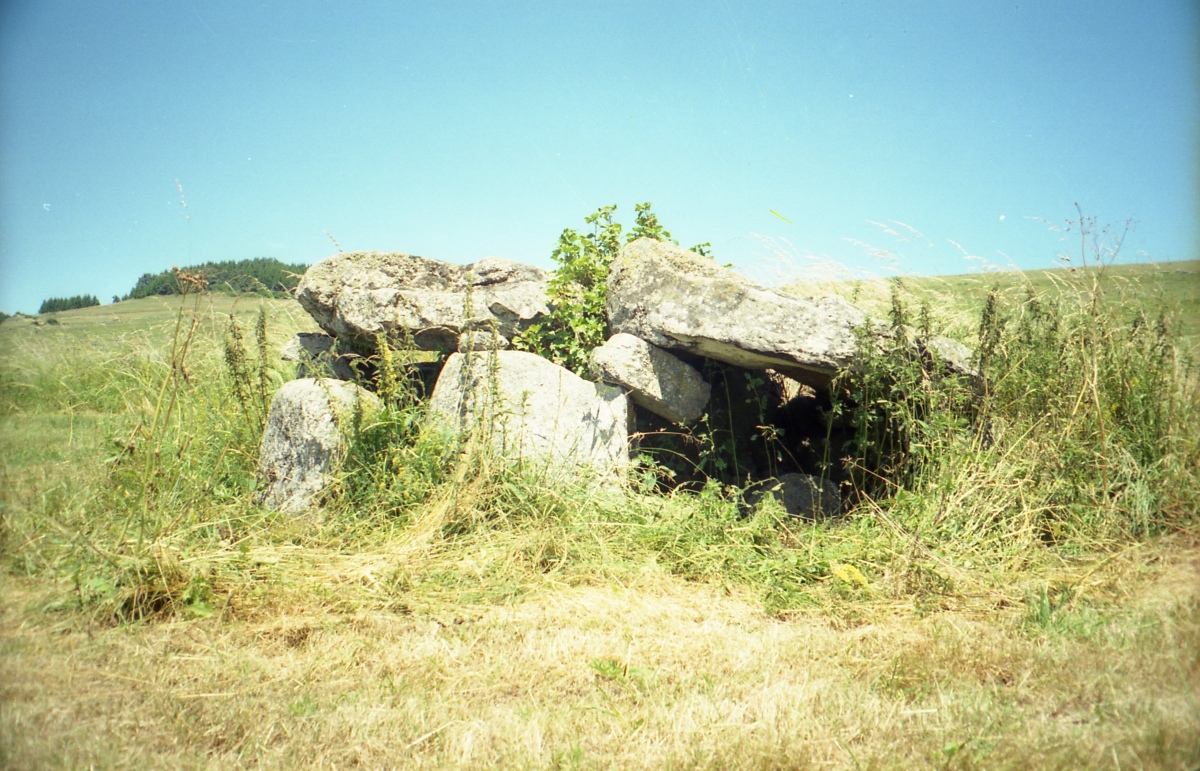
left=830, top=279, right=978, bottom=501
left=514, top=203, right=708, bottom=376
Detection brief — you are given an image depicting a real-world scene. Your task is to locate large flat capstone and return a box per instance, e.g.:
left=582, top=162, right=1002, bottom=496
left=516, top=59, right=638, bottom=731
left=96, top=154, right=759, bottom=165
left=428, top=350, right=632, bottom=478
left=607, top=238, right=873, bottom=388
left=297, top=251, right=551, bottom=354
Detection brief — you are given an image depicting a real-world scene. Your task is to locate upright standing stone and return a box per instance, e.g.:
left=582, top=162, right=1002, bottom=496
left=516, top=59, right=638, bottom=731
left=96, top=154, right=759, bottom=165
left=257, top=378, right=380, bottom=515
left=428, top=351, right=631, bottom=479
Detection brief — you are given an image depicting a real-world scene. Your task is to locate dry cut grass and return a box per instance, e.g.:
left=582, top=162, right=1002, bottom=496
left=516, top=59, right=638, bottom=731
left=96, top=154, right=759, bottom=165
left=2, top=532, right=1198, bottom=770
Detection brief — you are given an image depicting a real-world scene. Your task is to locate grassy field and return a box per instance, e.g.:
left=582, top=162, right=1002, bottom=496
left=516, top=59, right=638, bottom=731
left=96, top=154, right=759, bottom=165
left=1, top=262, right=1198, bottom=770
left=784, top=259, right=1200, bottom=355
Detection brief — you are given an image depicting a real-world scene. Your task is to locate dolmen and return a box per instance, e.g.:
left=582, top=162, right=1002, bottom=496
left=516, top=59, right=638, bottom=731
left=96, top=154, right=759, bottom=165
left=258, top=239, right=975, bottom=515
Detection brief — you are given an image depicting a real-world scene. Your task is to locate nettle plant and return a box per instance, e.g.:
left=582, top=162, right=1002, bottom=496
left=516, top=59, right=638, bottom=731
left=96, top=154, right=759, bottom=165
left=515, top=203, right=711, bottom=376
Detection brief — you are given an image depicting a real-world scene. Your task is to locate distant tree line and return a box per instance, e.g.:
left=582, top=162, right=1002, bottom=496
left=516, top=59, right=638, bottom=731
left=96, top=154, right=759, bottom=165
left=39, top=295, right=100, bottom=314
left=123, top=257, right=310, bottom=300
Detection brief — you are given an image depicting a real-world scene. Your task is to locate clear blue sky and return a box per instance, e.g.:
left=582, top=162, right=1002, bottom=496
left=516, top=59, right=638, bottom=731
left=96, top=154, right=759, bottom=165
left=1, top=0, right=1195, bottom=314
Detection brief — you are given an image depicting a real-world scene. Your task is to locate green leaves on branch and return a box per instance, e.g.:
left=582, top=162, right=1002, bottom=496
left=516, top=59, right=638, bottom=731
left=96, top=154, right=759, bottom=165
left=515, top=202, right=710, bottom=376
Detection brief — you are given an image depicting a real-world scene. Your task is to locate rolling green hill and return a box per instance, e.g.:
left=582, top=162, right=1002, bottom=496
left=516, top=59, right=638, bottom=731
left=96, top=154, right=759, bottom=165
left=123, top=257, right=310, bottom=300
left=784, top=259, right=1199, bottom=354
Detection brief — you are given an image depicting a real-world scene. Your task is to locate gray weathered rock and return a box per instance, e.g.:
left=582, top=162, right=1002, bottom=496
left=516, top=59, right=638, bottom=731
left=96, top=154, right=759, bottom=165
left=607, top=238, right=875, bottom=388
left=428, top=351, right=631, bottom=478
left=589, top=333, right=710, bottom=424
left=297, top=252, right=550, bottom=354
left=257, top=378, right=380, bottom=515
left=754, top=473, right=841, bottom=520
left=281, top=332, right=359, bottom=380
left=919, top=334, right=979, bottom=378
left=457, top=328, right=511, bottom=352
